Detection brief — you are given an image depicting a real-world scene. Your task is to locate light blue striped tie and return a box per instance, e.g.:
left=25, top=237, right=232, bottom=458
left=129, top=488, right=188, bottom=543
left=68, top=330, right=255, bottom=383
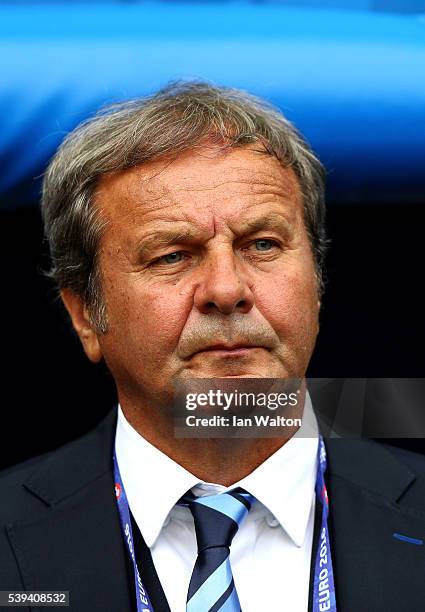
left=180, top=487, right=254, bottom=612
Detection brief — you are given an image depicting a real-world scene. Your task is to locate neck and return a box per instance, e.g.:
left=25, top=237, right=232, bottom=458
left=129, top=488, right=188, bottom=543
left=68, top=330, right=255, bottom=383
left=118, top=385, right=306, bottom=487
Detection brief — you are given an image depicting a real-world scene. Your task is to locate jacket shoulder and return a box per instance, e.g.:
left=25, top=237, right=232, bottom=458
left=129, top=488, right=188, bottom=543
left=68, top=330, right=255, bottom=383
left=0, top=407, right=116, bottom=524
left=0, top=408, right=118, bottom=592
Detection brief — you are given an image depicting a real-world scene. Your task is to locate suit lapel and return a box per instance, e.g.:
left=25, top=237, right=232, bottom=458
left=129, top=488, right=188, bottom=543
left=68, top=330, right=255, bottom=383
left=7, top=469, right=133, bottom=611
left=326, top=439, right=425, bottom=611
left=6, top=407, right=166, bottom=612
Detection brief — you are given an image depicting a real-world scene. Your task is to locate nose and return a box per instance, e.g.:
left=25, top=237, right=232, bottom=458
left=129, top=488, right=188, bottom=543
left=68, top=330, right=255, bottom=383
left=193, top=247, right=255, bottom=315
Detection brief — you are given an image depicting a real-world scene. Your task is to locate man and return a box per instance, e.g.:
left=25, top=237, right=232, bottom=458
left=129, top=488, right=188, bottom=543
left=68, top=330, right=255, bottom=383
left=1, top=82, right=425, bottom=611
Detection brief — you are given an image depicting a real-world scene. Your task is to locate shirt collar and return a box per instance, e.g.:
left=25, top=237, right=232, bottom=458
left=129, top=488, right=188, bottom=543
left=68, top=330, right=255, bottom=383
left=235, top=394, right=319, bottom=547
left=115, top=405, right=200, bottom=547
left=115, top=393, right=318, bottom=548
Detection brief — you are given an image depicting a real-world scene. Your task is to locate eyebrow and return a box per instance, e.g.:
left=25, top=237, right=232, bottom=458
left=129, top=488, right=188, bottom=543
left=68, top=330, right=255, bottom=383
left=135, top=214, right=293, bottom=258
left=239, top=213, right=292, bottom=235
left=135, top=227, right=198, bottom=259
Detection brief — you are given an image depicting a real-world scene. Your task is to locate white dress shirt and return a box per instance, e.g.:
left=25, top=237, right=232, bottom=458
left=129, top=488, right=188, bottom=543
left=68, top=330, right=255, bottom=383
left=115, top=394, right=319, bottom=612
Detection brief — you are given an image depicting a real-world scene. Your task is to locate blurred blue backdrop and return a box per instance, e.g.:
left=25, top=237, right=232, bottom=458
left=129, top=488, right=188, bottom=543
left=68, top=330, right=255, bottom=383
left=1, top=1, right=424, bottom=208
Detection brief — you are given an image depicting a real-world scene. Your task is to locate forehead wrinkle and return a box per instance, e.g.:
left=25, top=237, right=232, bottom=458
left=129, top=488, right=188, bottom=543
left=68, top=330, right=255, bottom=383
left=96, top=153, right=301, bottom=227
left=124, top=179, right=175, bottom=213
left=94, top=175, right=174, bottom=228
left=131, top=179, right=300, bottom=222
left=118, top=182, right=297, bottom=228
left=157, top=168, right=296, bottom=194
left=133, top=197, right=298, bottom=236
left=137, top=157, right=298, bottom=195
left=112, top=183, right=182, bottom=225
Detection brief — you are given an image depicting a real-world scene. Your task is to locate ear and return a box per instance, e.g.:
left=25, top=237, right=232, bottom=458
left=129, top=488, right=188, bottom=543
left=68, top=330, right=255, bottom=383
left=60, top=288, right=103, bottom=363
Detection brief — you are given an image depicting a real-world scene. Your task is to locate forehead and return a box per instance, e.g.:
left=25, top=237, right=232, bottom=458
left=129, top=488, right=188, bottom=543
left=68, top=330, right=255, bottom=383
left=94, top=146, right=303, bottom=230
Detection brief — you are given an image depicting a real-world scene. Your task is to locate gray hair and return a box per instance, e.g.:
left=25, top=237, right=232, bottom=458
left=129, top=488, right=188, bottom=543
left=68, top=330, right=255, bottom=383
left=41, top=80, right=328, bottom=334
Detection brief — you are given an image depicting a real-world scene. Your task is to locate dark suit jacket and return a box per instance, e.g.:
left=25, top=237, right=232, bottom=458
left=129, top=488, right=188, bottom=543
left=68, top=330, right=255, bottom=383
left=1, top=405, right=425, bottom=611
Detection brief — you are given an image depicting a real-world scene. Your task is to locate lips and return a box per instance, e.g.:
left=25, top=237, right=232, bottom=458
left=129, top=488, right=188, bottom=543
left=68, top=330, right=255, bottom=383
left=195, top=344, right=263, bottom=354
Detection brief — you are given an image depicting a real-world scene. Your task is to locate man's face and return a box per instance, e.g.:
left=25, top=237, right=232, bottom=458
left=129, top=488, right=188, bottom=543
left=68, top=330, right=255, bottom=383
left=91, top=146, right=320, bottom=407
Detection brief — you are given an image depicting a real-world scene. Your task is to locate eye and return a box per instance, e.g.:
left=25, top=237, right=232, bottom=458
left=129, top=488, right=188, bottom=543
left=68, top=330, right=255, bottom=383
left=253, top=239, right=278, bottom=251
left=158, top=251, right=185, bottom=265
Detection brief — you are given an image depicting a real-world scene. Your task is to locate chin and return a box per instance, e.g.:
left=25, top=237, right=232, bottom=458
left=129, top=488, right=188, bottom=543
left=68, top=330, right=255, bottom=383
left=186, top=364, right=290, bottom=379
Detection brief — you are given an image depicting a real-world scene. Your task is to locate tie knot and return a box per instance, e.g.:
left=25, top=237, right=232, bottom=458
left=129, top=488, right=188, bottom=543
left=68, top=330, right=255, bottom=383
left=186, top=488, right=254, bottom=553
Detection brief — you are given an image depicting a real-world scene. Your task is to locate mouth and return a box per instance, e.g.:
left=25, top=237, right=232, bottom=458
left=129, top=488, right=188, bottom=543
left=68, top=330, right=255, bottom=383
left=194, top=344, right=265, bottom=357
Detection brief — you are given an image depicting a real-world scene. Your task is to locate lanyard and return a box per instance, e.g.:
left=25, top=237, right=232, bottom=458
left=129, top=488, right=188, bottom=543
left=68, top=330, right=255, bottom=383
left=313, top=437, right=337, bottom=612
left=113, top=436, right=337, bottom=612
left=113, top=452, right=154, bottom=612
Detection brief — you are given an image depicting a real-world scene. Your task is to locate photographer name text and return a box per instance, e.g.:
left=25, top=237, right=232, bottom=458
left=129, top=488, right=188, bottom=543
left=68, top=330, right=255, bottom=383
left=186, top=415, right=302, bottom=427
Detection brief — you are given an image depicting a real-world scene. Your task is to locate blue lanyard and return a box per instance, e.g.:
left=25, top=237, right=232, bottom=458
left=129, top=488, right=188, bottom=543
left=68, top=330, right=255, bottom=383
left=113, top=435, right=337, bottom=612
left=313, top=437, right=337, bottom=612
left=113, top=452, right=155, bottom=612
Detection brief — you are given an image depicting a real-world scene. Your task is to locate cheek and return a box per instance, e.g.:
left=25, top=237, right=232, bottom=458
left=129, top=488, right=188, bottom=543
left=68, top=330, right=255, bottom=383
left=256, top=268, right=319, bottom=341
left=108, top=279, right=192, bottom=356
